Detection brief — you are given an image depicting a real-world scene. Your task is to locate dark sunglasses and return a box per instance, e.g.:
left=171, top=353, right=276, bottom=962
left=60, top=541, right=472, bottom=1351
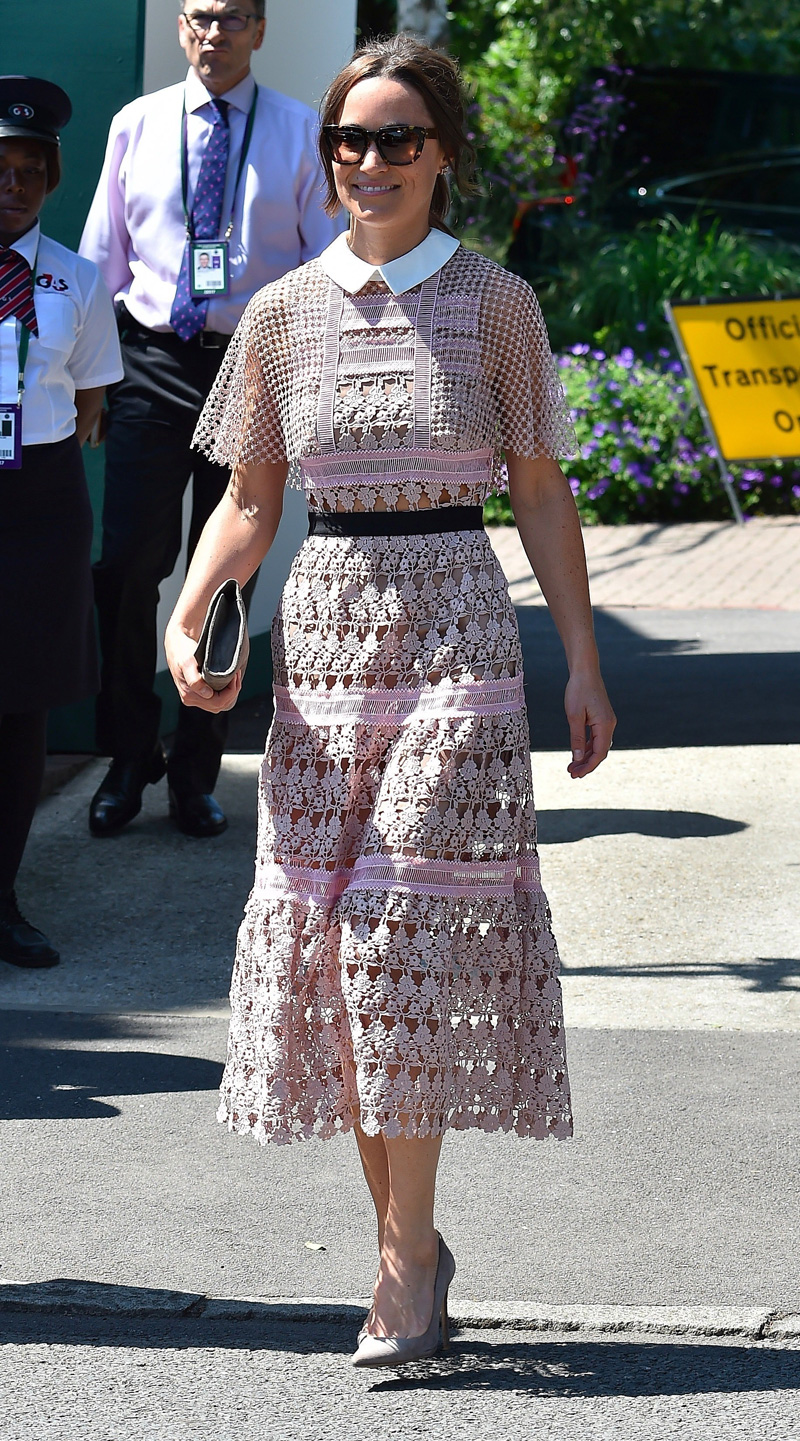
left=182, top=10, right=257, bottom=33
left=322, top=124, right=438, bottom=166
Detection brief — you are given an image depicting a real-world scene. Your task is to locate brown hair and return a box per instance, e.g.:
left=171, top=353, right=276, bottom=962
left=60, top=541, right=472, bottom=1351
left=318, top=33, right=477, bottom=233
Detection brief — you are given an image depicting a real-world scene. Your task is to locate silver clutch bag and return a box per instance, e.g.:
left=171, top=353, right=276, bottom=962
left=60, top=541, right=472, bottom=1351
left=194, top=579, right=250, bottom=691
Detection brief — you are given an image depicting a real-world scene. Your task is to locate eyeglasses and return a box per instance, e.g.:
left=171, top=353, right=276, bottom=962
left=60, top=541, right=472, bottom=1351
left=321, top=125, right=439, bottom=166
left=182, top=9, right=257, bottom=33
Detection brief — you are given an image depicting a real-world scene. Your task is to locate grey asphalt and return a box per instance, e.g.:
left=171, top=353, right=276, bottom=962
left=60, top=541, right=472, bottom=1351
left=1, top=584, right=799, bottom=1432
left=0, top=1316, right=798, bottom=1441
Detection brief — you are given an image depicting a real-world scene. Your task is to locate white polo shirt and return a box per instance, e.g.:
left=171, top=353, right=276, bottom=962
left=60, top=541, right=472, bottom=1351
left=0, top=221, right=123, bottom=446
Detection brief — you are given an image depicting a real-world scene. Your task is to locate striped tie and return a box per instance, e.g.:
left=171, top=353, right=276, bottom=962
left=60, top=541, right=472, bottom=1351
left=0, top=247, right=38, bottom=335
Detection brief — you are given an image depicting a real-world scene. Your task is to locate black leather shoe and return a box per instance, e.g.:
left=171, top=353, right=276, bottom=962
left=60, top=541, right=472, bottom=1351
left=89, top=745, right=167, bottom=837
left=0, top=892, right=60, bottom=968
left=168, top=788, right=228, bottom=838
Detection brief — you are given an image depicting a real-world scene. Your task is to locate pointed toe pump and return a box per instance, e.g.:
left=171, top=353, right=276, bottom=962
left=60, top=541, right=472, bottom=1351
left=351, top=1234, right=456, bottom=1369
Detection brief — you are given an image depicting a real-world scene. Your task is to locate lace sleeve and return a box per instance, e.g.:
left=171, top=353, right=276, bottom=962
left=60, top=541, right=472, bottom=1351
left=192, top=291, right=289, bottom=468
left=481, top=267, right=577, bottom=460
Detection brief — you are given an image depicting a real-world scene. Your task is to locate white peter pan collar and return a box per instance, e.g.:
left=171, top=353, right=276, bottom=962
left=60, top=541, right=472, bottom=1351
left=318, top=228, right=460, bottom=296
left=184, top=65, right=256, bottom=117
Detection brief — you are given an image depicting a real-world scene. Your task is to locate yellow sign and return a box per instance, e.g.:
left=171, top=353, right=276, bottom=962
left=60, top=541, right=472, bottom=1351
left=667, top=296, right=800, bottom=460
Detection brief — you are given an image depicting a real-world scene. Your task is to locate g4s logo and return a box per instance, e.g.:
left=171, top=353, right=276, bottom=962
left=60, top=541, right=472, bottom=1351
left=35, top=274, right=69, bottom=292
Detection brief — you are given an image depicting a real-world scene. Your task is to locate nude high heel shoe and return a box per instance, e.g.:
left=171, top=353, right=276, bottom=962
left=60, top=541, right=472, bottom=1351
left=351, top=1234, right=455, bottom=1369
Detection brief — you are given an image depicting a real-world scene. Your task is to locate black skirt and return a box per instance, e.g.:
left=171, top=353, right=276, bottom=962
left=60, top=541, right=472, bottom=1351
left=0, top=432, right=98, bottom=712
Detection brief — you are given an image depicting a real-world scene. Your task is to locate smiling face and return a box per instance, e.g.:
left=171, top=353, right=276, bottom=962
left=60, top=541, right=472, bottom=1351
left=332, top=77, right=447, bottom=261
left=178, top=1, right=265, bottom=96
left=0, top=138, right=50, bottom=246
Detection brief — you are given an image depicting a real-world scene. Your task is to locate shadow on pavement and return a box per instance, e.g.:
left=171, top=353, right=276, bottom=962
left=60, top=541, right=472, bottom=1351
left=371, top=1335, right=800, bottom=1394
left=519, top=608, right=800, bottom=750
left=561, top=955, right=800, bottom=994
left=0, top=1308, right=797, bottom=1397
left=0, top=1011, right=222, bottom=1121
left=536, top=808, right=748, bottom=843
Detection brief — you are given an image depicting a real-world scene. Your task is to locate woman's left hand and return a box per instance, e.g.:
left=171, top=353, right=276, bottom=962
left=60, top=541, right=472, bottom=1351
left=165, top=621, right=243, bottom=713
left=564, top=669, right=616, bottom=778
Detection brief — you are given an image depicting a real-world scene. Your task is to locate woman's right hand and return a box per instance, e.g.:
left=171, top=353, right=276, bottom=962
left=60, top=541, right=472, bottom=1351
left=164, top=621, right=243, bottom=713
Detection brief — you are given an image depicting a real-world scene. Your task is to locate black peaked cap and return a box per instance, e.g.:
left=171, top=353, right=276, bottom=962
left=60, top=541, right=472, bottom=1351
left=0, top=76, right=72, bottom=145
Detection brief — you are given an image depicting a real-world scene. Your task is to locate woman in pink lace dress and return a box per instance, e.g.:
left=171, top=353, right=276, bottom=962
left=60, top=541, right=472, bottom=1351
left=166, top=35, right=615, bottom=1367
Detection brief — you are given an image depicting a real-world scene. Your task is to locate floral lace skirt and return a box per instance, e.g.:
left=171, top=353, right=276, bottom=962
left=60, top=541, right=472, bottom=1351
left=218, top=527, right=572, bottom=1144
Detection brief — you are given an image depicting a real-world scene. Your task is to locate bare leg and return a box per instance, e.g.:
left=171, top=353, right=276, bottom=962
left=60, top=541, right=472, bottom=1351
left=370, top=1133, right=443, bottom=1339
left=354, top=1121, right=389, bottom=1252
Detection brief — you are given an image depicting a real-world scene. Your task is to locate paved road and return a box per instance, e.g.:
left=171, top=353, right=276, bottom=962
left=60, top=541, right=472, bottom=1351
left=1, top=1314, right=798, bottom=1441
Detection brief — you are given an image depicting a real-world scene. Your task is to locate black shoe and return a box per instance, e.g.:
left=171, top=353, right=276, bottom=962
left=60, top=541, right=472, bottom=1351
left=0, top=892, right=60, bottom=968
left=168, top=787, right=228, bottom=838
left=89, top=744, right=167, bottom=837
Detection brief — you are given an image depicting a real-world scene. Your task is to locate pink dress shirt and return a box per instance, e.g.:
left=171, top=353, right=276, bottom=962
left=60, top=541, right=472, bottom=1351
left=79, top=67, right=339, bottom=335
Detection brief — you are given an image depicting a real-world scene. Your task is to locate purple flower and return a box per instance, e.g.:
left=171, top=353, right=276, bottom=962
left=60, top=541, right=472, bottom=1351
left=658, top=348, right=671, bottom=359
left=592, top=423, right=606, bottom=438
left=618, top=347, right=635, bottom=368
left=674, top=481, right=690, bottom=494
left=591, top=350, right=606, bottom=361
left=793, top=485, right=800, bottom=498
left=742, top=468, right=764, bottom=483
left=769, top=475, right=782, bottom=487
left=568, top=478, right=581, bottom=495
left=570, top=343, right=590, bottom=355
left=609, top=457, right=622, bottom=473
left=636, top=322, right=647, bottom=332
left=587, top=480, right=610, bottom=500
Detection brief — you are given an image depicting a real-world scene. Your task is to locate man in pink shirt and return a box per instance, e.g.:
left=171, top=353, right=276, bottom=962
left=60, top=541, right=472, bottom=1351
left=80, top=0, right=338, bottom=838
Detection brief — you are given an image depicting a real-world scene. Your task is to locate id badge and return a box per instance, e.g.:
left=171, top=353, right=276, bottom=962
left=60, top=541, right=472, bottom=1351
left=190, top=240, right=230, bottom=297
left=0, top=404, right=22, bottom=469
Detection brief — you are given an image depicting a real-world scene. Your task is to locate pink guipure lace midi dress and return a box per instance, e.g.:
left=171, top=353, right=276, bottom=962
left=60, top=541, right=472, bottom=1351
left=194, top=237, right=577, bottom=1145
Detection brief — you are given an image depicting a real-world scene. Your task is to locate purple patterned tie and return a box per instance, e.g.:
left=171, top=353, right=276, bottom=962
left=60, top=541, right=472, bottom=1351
left=170, top=97, right=229, bottom=341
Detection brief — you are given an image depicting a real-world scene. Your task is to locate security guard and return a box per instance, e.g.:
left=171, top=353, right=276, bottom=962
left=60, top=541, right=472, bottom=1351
left=0, top=76, right=123, bottom=968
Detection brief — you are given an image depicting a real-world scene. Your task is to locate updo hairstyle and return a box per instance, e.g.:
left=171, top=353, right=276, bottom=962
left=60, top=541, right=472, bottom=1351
left=318, top=33, right=477, bottom=233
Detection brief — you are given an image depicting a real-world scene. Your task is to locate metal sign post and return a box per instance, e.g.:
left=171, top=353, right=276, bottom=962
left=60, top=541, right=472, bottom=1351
left=666, top=294, right=800, bottom=526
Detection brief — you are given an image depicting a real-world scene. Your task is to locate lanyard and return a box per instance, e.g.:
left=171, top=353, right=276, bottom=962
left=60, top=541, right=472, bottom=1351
left=180, top=86, right=258, bottom=243
left=13, top=236, right=39, bottom=404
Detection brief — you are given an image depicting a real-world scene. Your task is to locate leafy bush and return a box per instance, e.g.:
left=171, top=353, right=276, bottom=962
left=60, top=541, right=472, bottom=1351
left=484, top=347, right=800, bottom=524
left=449, top=0, right=800, bottom=254
left=530, top=215, right=800, bottom=356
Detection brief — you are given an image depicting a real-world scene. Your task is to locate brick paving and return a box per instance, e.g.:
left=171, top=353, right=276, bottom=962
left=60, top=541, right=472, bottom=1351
left=490, top=516, right=800, bottom=610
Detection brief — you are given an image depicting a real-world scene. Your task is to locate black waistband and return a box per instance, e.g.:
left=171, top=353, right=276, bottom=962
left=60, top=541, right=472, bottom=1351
left=307, top=505, right=485, bottom=538
left=116, top=303, right=232, bottom=351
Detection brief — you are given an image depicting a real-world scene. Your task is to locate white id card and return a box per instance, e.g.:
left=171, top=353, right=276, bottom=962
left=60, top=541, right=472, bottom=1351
left=0, top=404, right=22, bottom=469
left=190, top=240, right=230, bottom=297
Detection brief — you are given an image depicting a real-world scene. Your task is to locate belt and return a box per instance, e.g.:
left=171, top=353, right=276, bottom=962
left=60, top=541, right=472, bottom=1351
left=307, top=505, right=485, bottom=538
left=116, top=304, right=232, bottom=351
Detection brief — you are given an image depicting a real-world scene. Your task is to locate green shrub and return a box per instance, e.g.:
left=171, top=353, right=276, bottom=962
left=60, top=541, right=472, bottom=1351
left=484, top=347, right=800, bottom=524
left=533, top=215, right=800, bottom=356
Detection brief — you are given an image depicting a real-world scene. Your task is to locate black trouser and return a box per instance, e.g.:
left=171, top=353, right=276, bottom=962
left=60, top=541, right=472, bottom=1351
left=0, top=712, right=48, bottom=895
left=93, top=316, right=254, bottom=795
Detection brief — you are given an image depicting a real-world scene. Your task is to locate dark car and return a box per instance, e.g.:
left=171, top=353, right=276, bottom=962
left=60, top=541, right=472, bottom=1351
left=508, top=67, right=800, bottom=271
left=634, top=150, right=800, bottom=239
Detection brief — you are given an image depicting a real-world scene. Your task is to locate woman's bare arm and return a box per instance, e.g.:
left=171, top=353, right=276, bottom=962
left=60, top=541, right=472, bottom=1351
left=165, top=458, right=288, bottom=714
left=506, top=451, right=616, bottom=777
